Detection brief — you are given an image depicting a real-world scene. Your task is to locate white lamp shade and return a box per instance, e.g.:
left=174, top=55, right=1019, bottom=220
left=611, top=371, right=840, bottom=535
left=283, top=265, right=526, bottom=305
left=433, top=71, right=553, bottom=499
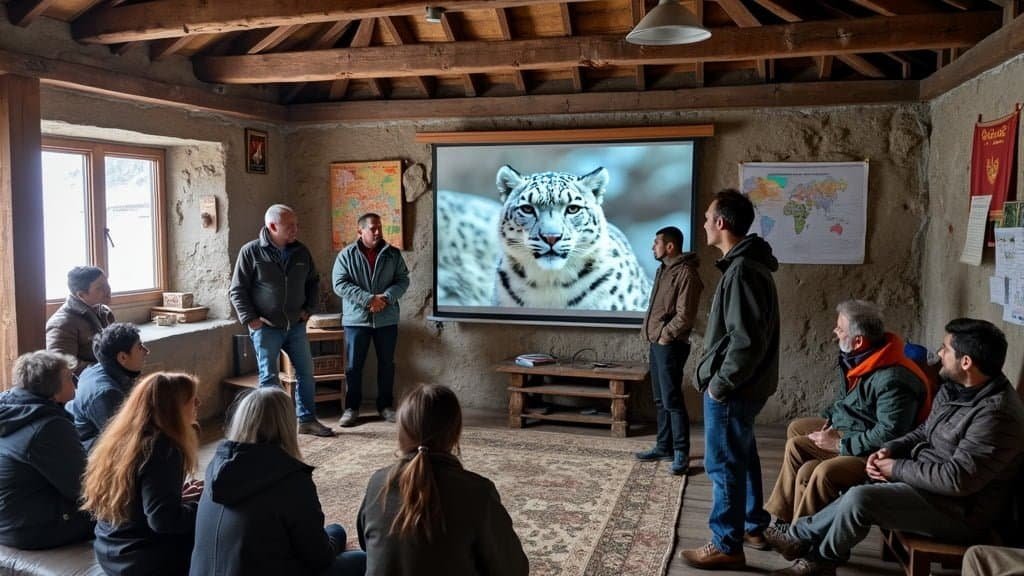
left=626, top=0, right=711, bottom=45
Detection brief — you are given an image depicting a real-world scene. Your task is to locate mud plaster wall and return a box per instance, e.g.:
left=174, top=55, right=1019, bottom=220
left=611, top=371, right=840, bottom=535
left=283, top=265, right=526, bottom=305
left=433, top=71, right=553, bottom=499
left=286, top=105, right=929, bottom=423
left=924, top=53, right=1024, bottom=386
left=37, top=88, right=285, bottom=418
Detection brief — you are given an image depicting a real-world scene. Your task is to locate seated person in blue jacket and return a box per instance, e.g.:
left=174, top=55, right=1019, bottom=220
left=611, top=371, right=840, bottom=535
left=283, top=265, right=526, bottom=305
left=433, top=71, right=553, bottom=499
left=81, top=372, right=203, bottom=576
left=190, top=387, right=366, bottom=576
left=767, top=318, right=1024, bottom=576
left=66, top=322, right=148, bottom=452
left=0, top=351, right=94, bottom=549
left=358, top=384, right=529, bottom=576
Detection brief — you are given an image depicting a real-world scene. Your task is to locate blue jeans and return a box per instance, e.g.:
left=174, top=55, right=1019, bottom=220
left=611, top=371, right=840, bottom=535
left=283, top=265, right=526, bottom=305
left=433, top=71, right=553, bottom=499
left=322, top=524, right=367, bottom=576
left=791, top=483, right=975, bottom=564
left=703, top=392, right=770, bottom=554
left=250, top=322, right=316, bottom=423
left=650, top=341, right=690, bottom=456
left=344, top=325, right=398, bottom=413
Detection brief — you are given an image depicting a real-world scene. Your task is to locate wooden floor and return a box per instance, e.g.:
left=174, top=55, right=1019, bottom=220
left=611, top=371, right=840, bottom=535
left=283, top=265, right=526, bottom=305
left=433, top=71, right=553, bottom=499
left=200, top=406, right=919, bottom=576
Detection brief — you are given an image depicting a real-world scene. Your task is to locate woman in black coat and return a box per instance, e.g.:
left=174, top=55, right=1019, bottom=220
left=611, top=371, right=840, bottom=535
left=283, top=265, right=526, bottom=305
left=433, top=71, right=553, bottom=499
left=358, top=384, right=528, bottom=576
left=0, top=351, right=94, bottom=549
left=80, top=372, right=202, bottom=576
left=189, top=387, right=365, bottom=576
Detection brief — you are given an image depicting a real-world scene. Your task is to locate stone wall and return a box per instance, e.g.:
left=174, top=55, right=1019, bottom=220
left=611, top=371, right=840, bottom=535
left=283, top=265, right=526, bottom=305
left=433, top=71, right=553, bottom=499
left=924, top=54, right=1024, bottom=386
left=286, top=105, right=930, bottom=423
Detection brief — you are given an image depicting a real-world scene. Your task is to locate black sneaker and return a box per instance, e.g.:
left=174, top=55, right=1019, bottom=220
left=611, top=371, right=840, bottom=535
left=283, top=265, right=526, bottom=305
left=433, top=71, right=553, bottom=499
left=298, top=420, right=336, bottom=437
left=634, top=447, right=673, bottom=461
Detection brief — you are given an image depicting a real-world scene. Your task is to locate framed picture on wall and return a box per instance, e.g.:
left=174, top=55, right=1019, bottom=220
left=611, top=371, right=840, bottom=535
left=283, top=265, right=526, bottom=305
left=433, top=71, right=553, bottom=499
left=245, top=128, right=268, bottom=174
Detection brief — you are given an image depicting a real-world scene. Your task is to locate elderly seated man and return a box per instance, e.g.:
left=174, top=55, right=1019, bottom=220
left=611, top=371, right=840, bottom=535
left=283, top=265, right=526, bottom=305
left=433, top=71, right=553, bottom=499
left=767, top=318, right=1024, bottom=576
left=753, top=300, right=930, bottom=549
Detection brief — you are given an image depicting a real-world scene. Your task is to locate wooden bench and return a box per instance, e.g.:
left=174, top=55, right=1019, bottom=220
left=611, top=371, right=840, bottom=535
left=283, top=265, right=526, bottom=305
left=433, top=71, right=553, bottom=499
left=881, top=529, right=969, bottom=576
left=496, top=359, right=648, bottom=437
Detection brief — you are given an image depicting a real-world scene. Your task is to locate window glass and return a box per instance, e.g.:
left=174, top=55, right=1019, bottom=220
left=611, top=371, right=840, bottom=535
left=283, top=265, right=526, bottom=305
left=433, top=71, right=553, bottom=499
left=105, top=156, right=157, bottom=292
left=42, top=150, right=88, bottom=300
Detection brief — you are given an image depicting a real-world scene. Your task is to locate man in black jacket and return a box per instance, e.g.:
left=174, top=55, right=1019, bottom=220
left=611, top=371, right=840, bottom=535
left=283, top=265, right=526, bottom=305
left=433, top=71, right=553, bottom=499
left=680, top=189, right=780, bottom=570
left=229, top=204, right=334, bottom=437
left=769, top=318, right=1024, bottom=576
left=0, top=351, right=94, bottom=549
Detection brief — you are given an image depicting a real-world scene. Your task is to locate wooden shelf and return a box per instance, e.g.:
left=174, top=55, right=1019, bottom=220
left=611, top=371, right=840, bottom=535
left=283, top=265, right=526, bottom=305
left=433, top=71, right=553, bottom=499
left=281, top=373, right=346, bottom=384
left=521, top=408, right=612, bottom=425
left=508, top=384, right=627, bottom=400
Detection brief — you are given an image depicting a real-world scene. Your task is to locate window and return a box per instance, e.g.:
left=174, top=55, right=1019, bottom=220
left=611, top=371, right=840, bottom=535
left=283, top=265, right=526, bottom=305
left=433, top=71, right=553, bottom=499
left=42, top=137, right=166, bottom=309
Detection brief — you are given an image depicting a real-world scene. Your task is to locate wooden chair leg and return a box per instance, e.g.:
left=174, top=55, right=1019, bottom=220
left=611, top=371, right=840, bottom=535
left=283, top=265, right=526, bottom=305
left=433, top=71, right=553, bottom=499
left=908, top=550, right=931, bottom=576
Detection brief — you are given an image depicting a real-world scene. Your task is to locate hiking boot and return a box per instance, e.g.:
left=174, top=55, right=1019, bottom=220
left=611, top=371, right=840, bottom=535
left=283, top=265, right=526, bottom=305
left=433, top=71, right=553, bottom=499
left=679, top=542, right=746, bottom=570
left=770, top=558, right=837, bottom=576
left=298, top=420, right=335, bottom=437
left=743, top=532, right=770, bottom=551
left=634, top=447, right=673, bottom=461
left=764, top=525, right=808, bottom=561
left=379, top=407, right=397, bottom=423
left=670, top=450, right=689, bottom=476
left=338, top=409, right=359, bottom=428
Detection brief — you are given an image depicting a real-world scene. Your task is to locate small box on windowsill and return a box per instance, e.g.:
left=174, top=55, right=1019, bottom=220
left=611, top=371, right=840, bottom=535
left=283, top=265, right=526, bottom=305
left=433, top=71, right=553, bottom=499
left=162, top=292, right=194, bottom=308
left=150, top=305, right=209, bottom=324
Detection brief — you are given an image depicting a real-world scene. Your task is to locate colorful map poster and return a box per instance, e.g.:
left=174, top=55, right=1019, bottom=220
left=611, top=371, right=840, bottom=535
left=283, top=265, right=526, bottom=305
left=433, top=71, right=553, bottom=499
left=739, top=162, right=868, bottom=264
left=330, top=161, right=403, bottom=251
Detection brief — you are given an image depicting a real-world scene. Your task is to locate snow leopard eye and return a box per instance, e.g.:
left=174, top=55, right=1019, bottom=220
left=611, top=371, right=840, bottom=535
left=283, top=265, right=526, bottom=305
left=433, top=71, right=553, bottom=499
left=519, top=205, right=536, bottom=215
left=566, top=205, right=582, bottom=215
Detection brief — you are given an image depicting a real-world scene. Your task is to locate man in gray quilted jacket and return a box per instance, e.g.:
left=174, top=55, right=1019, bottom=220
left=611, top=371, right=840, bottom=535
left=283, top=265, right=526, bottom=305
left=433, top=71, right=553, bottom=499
left=768, top=318, right=1024, bottom=576
left=332, top=213, right=409, bottom=428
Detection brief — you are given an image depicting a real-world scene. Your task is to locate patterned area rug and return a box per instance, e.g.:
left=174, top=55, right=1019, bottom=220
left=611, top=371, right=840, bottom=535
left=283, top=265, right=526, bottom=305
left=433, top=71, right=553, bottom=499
left=300, top=422, right=686, bottom=576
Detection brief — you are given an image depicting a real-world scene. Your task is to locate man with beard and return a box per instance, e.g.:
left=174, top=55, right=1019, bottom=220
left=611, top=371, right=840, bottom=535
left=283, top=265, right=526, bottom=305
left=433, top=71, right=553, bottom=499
left=768, top=318, right=1024, bottom=576
left=758, top=300, right=929, bottom=547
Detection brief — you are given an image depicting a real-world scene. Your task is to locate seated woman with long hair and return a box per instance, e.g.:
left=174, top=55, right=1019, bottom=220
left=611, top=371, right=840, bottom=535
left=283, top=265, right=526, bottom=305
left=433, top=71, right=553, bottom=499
left=81, top=372, right=202, bottom=576
left=358, top=384, right=528, bottom=576
left=190, top=387, right=366, bottom=576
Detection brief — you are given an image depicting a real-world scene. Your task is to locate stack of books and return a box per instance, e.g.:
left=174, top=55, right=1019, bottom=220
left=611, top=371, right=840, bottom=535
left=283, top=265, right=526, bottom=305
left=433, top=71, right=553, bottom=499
left=515, top=353, right=557, bottom=367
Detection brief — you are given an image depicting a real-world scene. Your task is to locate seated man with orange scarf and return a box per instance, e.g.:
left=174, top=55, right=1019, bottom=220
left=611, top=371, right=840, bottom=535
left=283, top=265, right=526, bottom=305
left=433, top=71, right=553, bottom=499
left=753, top=300, right=932, bottom=550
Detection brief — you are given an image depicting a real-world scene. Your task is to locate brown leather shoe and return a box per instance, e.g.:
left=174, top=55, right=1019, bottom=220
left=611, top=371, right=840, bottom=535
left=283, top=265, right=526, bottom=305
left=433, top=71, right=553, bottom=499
left=764, top=525, right=808, bottom=561
left=679, top=542, right=746, bottom=570
left=770, top=558, right=837, bottom=576
left=743, top=532, right=770, bottom=550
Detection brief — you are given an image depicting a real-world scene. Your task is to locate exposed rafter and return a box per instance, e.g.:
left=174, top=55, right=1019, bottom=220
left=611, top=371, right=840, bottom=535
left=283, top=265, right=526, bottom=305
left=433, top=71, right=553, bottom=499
left=440, top=12, right=481, bottom=97
left=495, top=8, right=528, bottom=94
left=193, top=12, right=1000, bottom=83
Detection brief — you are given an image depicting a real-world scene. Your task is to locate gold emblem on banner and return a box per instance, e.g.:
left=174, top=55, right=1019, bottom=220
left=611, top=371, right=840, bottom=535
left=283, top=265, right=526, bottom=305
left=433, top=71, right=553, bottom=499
left=986, top=157, right=999, bottom=185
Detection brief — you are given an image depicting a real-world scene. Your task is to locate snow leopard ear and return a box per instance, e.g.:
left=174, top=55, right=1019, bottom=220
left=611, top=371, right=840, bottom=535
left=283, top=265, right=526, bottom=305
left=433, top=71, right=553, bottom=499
left=496, top=165, right=523, bottom=202
left=578, top=167, right=609, bottom=205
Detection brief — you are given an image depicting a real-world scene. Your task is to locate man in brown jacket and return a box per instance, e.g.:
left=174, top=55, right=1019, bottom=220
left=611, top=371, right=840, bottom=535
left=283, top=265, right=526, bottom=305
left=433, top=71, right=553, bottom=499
left=45, top=266, right=114, bottom=377
left=635, top=226, right=702, bottom=475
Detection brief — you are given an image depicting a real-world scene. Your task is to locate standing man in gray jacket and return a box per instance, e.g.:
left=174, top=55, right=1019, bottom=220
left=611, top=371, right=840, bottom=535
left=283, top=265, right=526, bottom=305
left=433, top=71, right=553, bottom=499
left=332, top=213, right=410, bottom=428
left=229, top=204, right=335, bottom=437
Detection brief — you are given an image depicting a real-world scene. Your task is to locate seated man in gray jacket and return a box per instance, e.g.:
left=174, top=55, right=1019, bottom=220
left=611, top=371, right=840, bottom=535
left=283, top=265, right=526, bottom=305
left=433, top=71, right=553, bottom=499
left=768, top=318, right=1024, bottom=576
left=65, top=323, right=147, bottom=452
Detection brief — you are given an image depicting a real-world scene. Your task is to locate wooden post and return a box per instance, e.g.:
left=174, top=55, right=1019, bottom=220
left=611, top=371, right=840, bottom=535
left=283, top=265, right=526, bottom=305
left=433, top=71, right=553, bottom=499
left=507, top=373, right=525, bottom=428
left=0, top=74, right=44, bottom=390
left=609, top=379, right=627, bottom=437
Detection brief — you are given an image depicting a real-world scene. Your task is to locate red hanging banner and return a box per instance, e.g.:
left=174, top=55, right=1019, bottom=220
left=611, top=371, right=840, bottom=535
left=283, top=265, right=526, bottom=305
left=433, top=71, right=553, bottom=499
left=972, top=107, right=1020, bottom=210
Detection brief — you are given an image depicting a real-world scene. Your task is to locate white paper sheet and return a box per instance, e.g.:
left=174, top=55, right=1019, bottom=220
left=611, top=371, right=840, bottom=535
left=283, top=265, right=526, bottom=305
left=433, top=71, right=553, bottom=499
left=960, top=195, right=992, bottom=266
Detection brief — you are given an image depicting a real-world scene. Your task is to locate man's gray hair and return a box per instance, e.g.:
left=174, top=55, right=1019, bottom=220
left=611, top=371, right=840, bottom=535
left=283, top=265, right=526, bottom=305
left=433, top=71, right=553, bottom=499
left=12, top=351, right=76, bottom=398
left=835, top=299, right=885, bottom=343
left=264, top=204, right=294, bottom=225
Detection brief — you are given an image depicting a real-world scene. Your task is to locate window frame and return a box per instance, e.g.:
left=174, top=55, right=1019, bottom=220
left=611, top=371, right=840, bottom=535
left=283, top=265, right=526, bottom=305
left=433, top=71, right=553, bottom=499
left=42, top=137, right=167, bottom=315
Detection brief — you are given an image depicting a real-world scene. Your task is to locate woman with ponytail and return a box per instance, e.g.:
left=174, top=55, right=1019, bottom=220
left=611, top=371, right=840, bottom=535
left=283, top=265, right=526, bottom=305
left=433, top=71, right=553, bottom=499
left=357, top=384, right=528, bottom=576
left=81, top=372, right=202, bottom=575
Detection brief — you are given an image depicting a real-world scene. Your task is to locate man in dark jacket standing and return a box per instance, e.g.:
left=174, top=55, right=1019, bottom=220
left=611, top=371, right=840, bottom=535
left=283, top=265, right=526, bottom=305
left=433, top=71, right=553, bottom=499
left=229, top=204, right=335, bottom=437
left=762, top=300, right=928, bottom=538
left=680, top=189, right=780, bottom=570
left=0, top=351, right=94, bottom=549
left=769, top=318, right=1024, bottom=576
left=66, top=322, right=147, bottom=452
left=635, top=226, right=702, bottom=476
left=332, top=213, right=410, bottom=428
left=45, top=266, right=114, bottom=377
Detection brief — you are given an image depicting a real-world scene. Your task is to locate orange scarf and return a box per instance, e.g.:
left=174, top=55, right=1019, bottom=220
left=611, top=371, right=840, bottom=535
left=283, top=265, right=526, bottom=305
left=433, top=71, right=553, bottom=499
left=845, top=333, right=936, bottom=424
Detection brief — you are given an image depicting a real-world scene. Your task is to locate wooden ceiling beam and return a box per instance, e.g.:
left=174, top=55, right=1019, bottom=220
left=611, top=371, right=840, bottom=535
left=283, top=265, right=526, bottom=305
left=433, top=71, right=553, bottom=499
left=837, top=54, right=886, bottom=77
left=279, top=20, right=353, bottom=104
left=239, top=24, right=304, bottom=54
left=817, top=55, right=834, bottom=79
left=6, top=0, right=57, bottom=27
left=631, top=0, right=647, bottom=90
left=380, top=16, right=433, bottom=97
left=0, top=47, right=285, bottom=122
left=920, top=9, right=1024, bottom=98
left=440, top=13, right=481, bottom=97
left=846, top=0, right=941, bottom=15
left=194, top=12, right=1000, bottom=83
left=71, top=0, right=605, bottom=44
left=287, top=80, right=921, bottom=122
left=558, top=4, right=583, bottom=92
left=495, top=8, right=527, bottom=94
left=748, top=0, right=801, bottom=22
left=328, top=18, right=375, bottom=101
left=149, top=36, right=193, bottom=61
left=715, top=0, right=767, bottom=81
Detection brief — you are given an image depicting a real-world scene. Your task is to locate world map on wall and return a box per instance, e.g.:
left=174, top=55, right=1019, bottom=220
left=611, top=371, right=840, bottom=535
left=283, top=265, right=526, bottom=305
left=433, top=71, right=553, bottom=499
left=739, top=162, right=868, bottom=264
